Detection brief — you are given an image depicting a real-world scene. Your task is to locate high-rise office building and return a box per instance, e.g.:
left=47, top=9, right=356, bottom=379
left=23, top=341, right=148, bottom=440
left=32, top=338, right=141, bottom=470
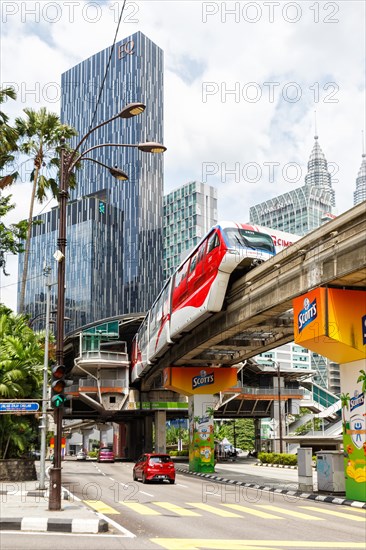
left=249, top=135, right=336, bottom=235
left=250, top=135, right=337, bottom=389
left=163, top=181, right=218, bottom=280
left=353, top=151, right=366, bottom=205
left=18, top=32, right=164, bottom=329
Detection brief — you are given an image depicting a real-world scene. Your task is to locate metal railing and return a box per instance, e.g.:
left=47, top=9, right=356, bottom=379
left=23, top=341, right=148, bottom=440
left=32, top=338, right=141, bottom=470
left=240, top=386, right=305, bottom=396
left=67, top=378, right=127, bottom=392
left=78, top=350, right=129, bottom=364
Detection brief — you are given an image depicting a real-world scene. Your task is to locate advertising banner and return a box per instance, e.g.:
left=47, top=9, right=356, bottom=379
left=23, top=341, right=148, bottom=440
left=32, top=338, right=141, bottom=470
left=340, top=360, right=366, bottom=502
left=188, top=394, right=216, bottom=473
left=163, top=367, right=238, bottom=396
left=293, top=288, right=366, bottom=363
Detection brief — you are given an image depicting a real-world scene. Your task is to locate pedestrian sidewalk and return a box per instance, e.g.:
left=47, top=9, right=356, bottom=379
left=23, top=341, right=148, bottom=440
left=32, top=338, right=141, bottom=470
left=175, top=458, right=366, bottom=509
left=0, top=479, right=108, bottom=533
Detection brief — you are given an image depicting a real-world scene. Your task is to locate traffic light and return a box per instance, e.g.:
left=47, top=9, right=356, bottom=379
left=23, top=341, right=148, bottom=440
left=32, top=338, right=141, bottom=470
left=51, top=364, right=72, bottom=408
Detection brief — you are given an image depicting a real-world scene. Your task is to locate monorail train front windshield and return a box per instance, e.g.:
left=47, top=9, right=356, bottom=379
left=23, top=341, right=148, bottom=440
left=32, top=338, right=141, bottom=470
left=223, top=228, right=275, bottom=254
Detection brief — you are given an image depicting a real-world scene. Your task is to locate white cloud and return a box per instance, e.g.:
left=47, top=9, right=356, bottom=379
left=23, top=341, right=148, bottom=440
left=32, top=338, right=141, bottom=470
left=1, top=0, right=365, bottom=311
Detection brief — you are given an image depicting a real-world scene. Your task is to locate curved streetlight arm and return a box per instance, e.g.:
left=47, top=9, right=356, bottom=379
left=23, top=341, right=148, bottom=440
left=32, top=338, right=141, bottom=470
left=64, top=102, right=146, bottom=174
left=80, top=157, right=129, bottom=180
left=68, top=142, right=166, bottom=174
left=64, top=114, right=126, bottom=174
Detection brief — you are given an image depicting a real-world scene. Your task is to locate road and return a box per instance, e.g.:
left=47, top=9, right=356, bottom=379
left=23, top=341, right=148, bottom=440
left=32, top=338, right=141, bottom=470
left=2, top=459, right=365, bottom=550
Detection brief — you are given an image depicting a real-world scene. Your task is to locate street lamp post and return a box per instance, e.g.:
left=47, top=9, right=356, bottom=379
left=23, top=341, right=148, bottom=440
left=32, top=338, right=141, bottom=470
left=271, top=361, right=284, bottom=454
left=38, top=266, right=51, bottom=491
left=48, top=103, right=166, bottom=511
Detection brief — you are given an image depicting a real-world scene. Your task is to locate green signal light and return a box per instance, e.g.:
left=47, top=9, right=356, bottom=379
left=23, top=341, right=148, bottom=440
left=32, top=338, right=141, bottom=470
left=51, top=394, right=68, bottom=408
left=99, top=201, right=105, bottom=214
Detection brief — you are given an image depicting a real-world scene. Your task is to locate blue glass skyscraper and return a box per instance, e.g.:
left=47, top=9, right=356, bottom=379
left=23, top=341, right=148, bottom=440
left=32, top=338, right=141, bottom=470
left=18, top=32, right=164, bottom=330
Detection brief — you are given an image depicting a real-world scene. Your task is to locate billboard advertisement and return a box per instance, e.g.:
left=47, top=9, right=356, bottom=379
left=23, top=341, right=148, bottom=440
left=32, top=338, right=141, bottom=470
left=340, top=360, right=366, bottom=502
left=163, top=367, right=238, bottom=396
left=293, top=288, right=366, bottom=363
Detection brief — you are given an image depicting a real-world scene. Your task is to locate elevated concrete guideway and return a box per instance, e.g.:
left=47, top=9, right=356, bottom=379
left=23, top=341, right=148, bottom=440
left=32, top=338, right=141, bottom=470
left=142, top=201, right=366, bottom=388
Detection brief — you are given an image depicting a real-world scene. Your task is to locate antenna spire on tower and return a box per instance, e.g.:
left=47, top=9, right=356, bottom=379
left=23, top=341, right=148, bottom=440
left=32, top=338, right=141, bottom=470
left=314, top=110, right=318, bottom=140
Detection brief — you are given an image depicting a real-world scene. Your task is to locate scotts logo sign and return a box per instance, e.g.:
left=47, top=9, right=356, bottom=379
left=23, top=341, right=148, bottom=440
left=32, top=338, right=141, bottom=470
left=350, top=390, right=365, bottom=413
left=192, top=370, right=214, bottom=390
left=298, top=297, right=317, bottom=333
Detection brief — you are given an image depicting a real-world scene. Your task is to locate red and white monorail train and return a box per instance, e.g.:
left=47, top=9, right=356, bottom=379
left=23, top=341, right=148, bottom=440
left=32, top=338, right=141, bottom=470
left=131, top=222, right=288, bottom=382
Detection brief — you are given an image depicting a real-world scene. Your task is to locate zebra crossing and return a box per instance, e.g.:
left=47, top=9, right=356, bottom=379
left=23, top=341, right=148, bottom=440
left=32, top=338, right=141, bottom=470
left=84, top=498, right=366, bottom=522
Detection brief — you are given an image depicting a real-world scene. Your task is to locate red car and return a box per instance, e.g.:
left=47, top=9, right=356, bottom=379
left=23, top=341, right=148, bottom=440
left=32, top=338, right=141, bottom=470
left=133, top=453, right=175, bottom=484
left=97, top=447, right=114, bottom=463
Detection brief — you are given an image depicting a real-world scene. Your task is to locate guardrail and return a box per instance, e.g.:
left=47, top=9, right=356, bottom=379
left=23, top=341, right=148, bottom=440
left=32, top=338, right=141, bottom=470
left=79, top=350, right=129, bottom=364
left=240, top=386, right=304, bottom=396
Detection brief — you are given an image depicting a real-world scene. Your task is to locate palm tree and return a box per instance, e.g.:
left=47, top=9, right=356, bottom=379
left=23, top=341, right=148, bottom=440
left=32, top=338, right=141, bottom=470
left=340, top=392, right=350, bottom=434
left=15, top=107, right=78, bottom=312
left=357, top=369, right=366, bottom=393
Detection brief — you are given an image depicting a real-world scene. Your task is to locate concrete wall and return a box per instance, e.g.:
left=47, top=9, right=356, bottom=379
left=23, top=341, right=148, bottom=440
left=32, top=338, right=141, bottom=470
left=0, top=459, right=37, bottom=481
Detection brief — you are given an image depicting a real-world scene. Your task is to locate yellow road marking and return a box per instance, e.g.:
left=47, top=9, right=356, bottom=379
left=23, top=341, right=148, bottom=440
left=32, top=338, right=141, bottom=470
left=338, top=507, right=366, bottom=514
left=151, top=539, right=366, bottom=550
left=83, top=500, right=120, bottom=514
left=187, top=502, right=242, bottom=517
left=300, top=505, right=366, bottom=521
left=153, top=501, right=200, bottom=516
left=222, top=503, right=284, bottom=519
left=256, top=505, right=323, bottom=520
left=119, top=501, right=160, bottom=515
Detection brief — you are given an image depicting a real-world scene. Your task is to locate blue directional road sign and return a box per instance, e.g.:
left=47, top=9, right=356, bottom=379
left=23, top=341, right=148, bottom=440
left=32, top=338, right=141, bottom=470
left=0, top=402, right=40, bottom=413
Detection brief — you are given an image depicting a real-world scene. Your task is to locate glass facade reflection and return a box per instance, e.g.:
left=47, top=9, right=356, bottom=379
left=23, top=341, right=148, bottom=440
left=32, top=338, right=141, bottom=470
left=163, top=181, right=218, bottom=280
left=249, top=136, right=336, bottom=236
left=18, top=32, right=164, bottom=329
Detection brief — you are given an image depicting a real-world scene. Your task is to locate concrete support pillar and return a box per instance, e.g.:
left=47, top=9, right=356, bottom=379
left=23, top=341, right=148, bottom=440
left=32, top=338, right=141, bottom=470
left=96, top=424, right=110, bottom=449
left=144, top=416, right=153, bottom=453
left=188, top=394, right=216, bottom=473
left=340, top=359, right=366, bottom=502
left=114, top=422, right=127, bottom=457
left=81, top=428, right=93, bottom=453
left=126, top=418, right=145, bottom=460
left=154, top=411, right=166, bottom=454
left=254, top=418, right=261, bottom=453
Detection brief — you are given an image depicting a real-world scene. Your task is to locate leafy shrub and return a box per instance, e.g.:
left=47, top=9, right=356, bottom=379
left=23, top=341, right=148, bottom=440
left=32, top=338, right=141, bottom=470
left=258, top=452, right=297, bottom=466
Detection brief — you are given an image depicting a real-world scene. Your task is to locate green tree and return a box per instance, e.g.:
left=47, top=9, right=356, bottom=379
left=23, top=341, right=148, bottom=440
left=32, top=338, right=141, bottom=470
left=14, top=107, right=78, bottom=312
left=340, top=392, right=350, bottom=433
left=215, top=419, right=255, bottom=450
left=356, top=369, right=366, bottom=393
left=0, top=87, right=26, bottom=275
left=0, top=195, right=28, bottom=275
left=0, top=304, right=44, bottom=458
left=0, top=86, right=18, bottom=184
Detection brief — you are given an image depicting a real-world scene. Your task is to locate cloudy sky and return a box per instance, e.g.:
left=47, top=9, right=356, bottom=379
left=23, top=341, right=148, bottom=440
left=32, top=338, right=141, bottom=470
left=1, top=0, right=365, bottom=311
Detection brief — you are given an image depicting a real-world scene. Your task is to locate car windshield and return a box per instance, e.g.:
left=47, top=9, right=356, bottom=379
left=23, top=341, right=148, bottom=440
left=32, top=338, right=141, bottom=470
left=100, top=448, right=112, bottom=453
left=149, top=456, right=172, bottom=464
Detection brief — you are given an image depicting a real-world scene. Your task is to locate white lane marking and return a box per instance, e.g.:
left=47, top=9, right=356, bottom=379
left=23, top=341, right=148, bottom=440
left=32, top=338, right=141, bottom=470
left=139, top=490, right=154, bottom=496
left=176, top=483, right=188, bottom=488
left=96, top=512, right=136, bottom=538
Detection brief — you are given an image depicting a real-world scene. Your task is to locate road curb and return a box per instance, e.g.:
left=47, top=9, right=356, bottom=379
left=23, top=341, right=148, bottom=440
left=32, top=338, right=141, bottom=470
left=0, top=516, right=109, bottom=533
left=175, top=467, right=366, bottom=509
left=254, top=462, right=298, bottom=469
